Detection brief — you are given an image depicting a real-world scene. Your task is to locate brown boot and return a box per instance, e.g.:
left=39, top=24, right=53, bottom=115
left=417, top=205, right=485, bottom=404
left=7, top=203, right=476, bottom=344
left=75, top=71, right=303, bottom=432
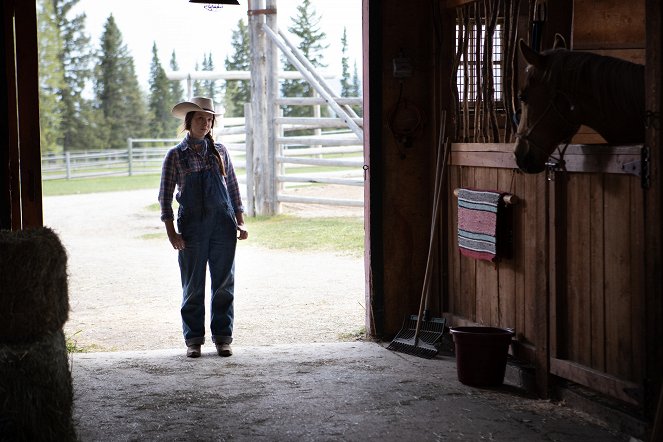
left=186, top=344, right=201, bottom=358
left=216, top=343, right=232, bottom=357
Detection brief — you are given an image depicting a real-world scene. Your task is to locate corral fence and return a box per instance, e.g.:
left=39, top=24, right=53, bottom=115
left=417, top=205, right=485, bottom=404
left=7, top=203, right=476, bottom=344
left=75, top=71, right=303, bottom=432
left=41, top=109, right=364, bottom=215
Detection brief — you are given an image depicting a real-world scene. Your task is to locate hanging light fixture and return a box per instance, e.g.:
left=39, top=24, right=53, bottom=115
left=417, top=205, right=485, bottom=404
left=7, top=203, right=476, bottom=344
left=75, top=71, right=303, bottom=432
left=189, top=0, right=239, bottom=4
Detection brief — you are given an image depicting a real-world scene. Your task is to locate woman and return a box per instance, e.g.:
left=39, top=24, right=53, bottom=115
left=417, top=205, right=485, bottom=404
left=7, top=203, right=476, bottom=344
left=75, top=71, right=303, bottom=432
left=158, top=96, right=248, bottom=358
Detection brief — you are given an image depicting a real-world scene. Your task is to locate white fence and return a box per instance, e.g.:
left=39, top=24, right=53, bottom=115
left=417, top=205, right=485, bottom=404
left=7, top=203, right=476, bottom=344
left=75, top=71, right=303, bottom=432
left=42, top=114, right=364, bottom=212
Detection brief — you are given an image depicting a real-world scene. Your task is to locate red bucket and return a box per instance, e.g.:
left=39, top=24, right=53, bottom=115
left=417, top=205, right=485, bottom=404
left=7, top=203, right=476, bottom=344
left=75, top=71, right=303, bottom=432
left=450, top=326, right=514, bottom=387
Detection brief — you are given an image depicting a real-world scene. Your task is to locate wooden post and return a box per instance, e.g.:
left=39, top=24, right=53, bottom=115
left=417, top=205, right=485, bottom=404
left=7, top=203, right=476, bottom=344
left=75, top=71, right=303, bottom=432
left=248, top=0, right=278, bottom=216
left=244, top=103, right=255, bottom=217
left=266, top=0, right=278, bottom=215
left=249, top=0, right=267, bottom=215
left=645, top=0, right=663, bottom=423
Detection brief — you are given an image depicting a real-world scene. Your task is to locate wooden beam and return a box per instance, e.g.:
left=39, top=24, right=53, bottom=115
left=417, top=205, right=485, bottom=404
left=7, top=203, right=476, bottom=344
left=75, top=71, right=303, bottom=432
left=450, top=143, right=643, bottom=175
left=550, top=358, right=642, bottom=406
left=644, top=0, right=663, bottom=420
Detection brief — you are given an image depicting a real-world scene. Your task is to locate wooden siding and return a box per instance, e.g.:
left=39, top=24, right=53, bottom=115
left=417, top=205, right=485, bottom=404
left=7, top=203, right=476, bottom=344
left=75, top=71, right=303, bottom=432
left=444, top=143, right=647, bottom=404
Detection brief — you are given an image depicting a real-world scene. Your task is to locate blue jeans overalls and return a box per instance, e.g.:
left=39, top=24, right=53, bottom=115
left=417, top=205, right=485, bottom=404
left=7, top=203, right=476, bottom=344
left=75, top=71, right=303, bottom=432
left=176, top=148, right=237, bottom=346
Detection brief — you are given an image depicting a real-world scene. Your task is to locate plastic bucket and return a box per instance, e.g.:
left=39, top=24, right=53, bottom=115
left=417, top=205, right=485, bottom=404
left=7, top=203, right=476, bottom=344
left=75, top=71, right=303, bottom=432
left=450, top=326, right=514, bottom=387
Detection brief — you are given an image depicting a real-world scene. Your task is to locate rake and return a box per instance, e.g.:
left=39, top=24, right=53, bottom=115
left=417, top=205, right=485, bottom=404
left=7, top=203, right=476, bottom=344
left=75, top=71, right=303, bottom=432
left=387, top=113, right=449, bottom=359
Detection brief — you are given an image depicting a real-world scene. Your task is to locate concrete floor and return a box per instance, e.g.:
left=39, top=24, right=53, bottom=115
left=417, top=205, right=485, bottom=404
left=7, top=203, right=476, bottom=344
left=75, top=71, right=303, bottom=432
left=70, top=341, right=635, bottom=441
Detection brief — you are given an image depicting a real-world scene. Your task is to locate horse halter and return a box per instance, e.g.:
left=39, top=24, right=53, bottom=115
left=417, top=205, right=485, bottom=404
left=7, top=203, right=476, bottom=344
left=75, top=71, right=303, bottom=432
left=515, top=89, right=580, bottom=176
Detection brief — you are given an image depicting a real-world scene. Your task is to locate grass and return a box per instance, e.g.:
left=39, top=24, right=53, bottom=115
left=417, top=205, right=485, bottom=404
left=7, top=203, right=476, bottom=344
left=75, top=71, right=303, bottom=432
left=43, top=174, right=161, bottom=196
left=141, top=209, right=364, bottom=258
left=45, top=174, right=364, bottom=257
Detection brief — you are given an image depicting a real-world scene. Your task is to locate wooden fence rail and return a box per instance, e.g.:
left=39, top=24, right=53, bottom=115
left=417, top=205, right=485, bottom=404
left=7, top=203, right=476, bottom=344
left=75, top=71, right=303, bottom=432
left=41, top=117, right=365, bottom=213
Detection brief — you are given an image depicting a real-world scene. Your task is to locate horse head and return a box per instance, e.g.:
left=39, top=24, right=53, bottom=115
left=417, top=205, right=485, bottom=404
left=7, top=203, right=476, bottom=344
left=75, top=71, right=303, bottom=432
left=514, top=35, right=581, bottom=174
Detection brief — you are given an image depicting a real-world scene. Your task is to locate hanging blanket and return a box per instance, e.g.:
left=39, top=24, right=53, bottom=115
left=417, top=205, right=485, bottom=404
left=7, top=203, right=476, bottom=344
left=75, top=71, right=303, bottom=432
left=457, top=188, right=505, bottom=262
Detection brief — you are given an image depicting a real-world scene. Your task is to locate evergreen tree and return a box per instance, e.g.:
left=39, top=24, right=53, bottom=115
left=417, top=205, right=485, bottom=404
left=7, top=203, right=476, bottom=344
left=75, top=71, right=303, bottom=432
left=169, top=50, right=186, bottom=135
left=37, top=0, right=65, bottom=155
left=202, top=53, right=220, bottom=105
left=148, top=42, right=173, bottom=139
left=169, top=50, right=185, bottom=103
left=94, top=14, right=148, bottom=150
left=52, top=0, right=93, bottom=151
left=280, top=0, right=329, bottom=118
left=192, top=61, right=205, bottom=97
left=224, top=18, right=250, bottom=117
left=340, top=27, right=351, bottom=98
left=351, top=61, right=363, bottom=116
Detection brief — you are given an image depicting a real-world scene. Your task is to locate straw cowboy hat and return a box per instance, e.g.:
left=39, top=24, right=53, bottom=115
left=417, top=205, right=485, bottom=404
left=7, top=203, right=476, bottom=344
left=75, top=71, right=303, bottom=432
left=171, top=97, right=221, bottom=119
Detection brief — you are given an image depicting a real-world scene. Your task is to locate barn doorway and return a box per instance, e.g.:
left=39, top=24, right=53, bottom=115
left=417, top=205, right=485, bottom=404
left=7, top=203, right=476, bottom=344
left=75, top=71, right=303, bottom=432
left=36, top=0, right=367, bottom=353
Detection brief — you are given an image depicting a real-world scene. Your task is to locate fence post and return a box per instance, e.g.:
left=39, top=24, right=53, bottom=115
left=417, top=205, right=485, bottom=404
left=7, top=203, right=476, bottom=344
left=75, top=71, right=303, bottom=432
left=244, top=103, right=255, bottom=217
left=65, top=151, right=71, bottom=180
left=127, top=138, right=133, bottom=176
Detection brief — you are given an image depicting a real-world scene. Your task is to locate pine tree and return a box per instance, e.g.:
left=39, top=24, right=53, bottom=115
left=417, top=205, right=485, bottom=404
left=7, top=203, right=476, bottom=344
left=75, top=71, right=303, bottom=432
left=192, top=61, right=205, bottom=97
left=169, top=50, right=186, bottom=135
left=169, top=50, right=185, bottom=103
left=148, top=42, right=173, bottom=139
left=340, top=28, right=352, bottom=98
left=37, top=0, right=65, bottom=155
left=52, top=0, right=93, bottom=152
left=281, top=0, right=329, bottom=118
left=351, top=61, right=363, bottom=116
left=224, top=18, right=250, bottom=117
left=202, top=53, right=220, bottom=105
left=94, top=14, right=148, bottom=150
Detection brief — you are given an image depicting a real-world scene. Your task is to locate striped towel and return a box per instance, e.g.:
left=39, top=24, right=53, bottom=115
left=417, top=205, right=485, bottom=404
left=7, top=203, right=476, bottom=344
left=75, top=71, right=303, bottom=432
left=457, top=188, right=504, bottom=262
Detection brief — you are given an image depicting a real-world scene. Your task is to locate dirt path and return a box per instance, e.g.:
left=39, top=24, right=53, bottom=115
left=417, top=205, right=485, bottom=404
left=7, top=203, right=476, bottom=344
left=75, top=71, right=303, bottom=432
left=43, top=187, right=365, bottom=352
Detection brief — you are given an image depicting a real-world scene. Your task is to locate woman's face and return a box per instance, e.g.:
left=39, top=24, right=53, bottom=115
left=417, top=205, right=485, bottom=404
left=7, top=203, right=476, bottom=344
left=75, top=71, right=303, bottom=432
left=189, top=111, right=214, bottom=139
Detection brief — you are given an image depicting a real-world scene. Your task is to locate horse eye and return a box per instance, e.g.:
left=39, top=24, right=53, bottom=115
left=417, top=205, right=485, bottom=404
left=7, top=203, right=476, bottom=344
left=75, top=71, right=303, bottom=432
left=518, top=92, right=528, bottom=103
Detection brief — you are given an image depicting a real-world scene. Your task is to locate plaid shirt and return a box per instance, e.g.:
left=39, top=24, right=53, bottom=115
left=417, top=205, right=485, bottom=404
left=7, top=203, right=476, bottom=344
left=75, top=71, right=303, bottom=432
left=158, top=134, right=244, bottom=222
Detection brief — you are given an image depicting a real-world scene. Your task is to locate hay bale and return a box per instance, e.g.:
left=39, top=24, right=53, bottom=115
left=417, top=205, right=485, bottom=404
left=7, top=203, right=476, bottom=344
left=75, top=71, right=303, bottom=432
left=0, top=227, right=69, bottom=343
left=0, top=330, right=76, bottom=441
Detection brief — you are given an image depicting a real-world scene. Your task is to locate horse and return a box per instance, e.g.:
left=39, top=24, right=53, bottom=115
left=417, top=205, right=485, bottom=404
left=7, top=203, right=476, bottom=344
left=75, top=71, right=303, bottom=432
left=514, top=34, right=645, bottom=174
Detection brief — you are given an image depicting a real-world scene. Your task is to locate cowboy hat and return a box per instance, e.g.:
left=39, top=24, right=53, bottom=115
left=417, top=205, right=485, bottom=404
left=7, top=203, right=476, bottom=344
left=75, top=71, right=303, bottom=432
left=171, top=97, right=221, bottom=119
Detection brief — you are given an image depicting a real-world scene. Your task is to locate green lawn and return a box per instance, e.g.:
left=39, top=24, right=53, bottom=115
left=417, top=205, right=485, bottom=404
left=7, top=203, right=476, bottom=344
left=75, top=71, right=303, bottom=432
left=45, top=175, right=365, bottom=257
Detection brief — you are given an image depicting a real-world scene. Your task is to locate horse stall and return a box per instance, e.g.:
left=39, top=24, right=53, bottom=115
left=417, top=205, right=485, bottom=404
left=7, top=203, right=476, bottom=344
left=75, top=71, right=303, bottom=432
left=418, top=0, right=663, bottom=424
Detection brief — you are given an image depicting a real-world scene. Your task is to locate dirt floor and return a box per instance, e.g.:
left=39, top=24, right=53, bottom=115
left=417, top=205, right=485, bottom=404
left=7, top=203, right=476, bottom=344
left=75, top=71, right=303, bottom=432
left=41, top=186, right=643, bottom=441
left=42, top=186, right=365, bottom=353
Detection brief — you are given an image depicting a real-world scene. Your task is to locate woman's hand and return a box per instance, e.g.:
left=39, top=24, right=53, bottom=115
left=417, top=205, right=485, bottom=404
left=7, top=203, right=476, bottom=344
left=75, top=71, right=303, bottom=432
left=237, top=224, right=249, bottom=240
left=169, top=232, right=186, bottom=250
left=164, top=220, right=185, bottom=250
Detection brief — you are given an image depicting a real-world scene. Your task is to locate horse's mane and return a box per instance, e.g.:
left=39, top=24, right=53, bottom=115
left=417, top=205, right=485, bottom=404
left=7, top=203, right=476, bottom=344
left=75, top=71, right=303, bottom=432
left=537, top=48, right=645, bottom=120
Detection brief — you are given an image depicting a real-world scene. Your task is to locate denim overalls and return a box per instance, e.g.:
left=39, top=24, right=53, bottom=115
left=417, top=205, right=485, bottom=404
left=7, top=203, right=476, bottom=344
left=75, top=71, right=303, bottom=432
left=176, top=143, right=238, bottom=347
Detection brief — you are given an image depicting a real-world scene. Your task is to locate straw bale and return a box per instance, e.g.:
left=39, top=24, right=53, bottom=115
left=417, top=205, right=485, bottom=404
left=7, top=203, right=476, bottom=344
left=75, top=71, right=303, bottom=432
left=0, top=227, right=69, bottom=343
left=0, top=330, right=76, bottom=441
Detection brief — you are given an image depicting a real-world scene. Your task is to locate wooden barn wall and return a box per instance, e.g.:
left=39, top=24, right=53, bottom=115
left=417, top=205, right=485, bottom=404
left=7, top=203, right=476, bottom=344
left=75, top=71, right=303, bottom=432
left=437, top=0, right=653, bottom=406
left=370, top=0, right=439, bottom=337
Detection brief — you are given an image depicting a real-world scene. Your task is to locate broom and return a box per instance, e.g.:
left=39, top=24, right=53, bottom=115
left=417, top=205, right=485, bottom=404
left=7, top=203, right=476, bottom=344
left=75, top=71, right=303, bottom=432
left=388, top=113, right=449, bottom=359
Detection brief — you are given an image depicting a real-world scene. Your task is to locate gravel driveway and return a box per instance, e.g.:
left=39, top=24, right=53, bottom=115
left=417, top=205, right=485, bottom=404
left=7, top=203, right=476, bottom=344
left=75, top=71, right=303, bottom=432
left=43, top=187, right=366, bottom=352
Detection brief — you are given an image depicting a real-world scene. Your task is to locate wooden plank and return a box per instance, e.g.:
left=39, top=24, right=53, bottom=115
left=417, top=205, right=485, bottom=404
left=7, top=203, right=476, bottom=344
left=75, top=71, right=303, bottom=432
left=589, top=174, right=606, bottom=371
left=644, top=0, right=663, bottom=417
left=534, top=173, right=550, bottom=398
left=603, top=175, right=634, bottom=380
left=448, top=167, right=461, bottom=317
left=459, top=166, right=477, bottom=322
left=14, top=0, right=42, bottom=228
left=550, top=358, right=642, bottom=406
left=497, top=169, right=516, bottom=329
left=565, top=175, right=592, bottom=366
left=513, top=172, right=527, bottom=346
left=450, top=143, right=642, bottom=174
left=572, top=0, right=645, bottom=50
left=451, top=143, right=642, bottom=155
left=473, top=167, right=498, bottom=325
left=629, top=176, right=645, bottom=384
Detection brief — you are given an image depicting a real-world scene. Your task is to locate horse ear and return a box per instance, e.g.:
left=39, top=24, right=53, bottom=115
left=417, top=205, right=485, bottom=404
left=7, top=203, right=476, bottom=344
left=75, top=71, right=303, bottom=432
left=553, top=33, right=567, bottom=49
left=519, top=39, right=545, bottom=68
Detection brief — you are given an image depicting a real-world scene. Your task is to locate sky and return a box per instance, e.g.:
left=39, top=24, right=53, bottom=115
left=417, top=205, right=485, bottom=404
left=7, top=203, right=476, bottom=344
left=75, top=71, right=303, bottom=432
left=71, top=0, right=364, bottom=95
